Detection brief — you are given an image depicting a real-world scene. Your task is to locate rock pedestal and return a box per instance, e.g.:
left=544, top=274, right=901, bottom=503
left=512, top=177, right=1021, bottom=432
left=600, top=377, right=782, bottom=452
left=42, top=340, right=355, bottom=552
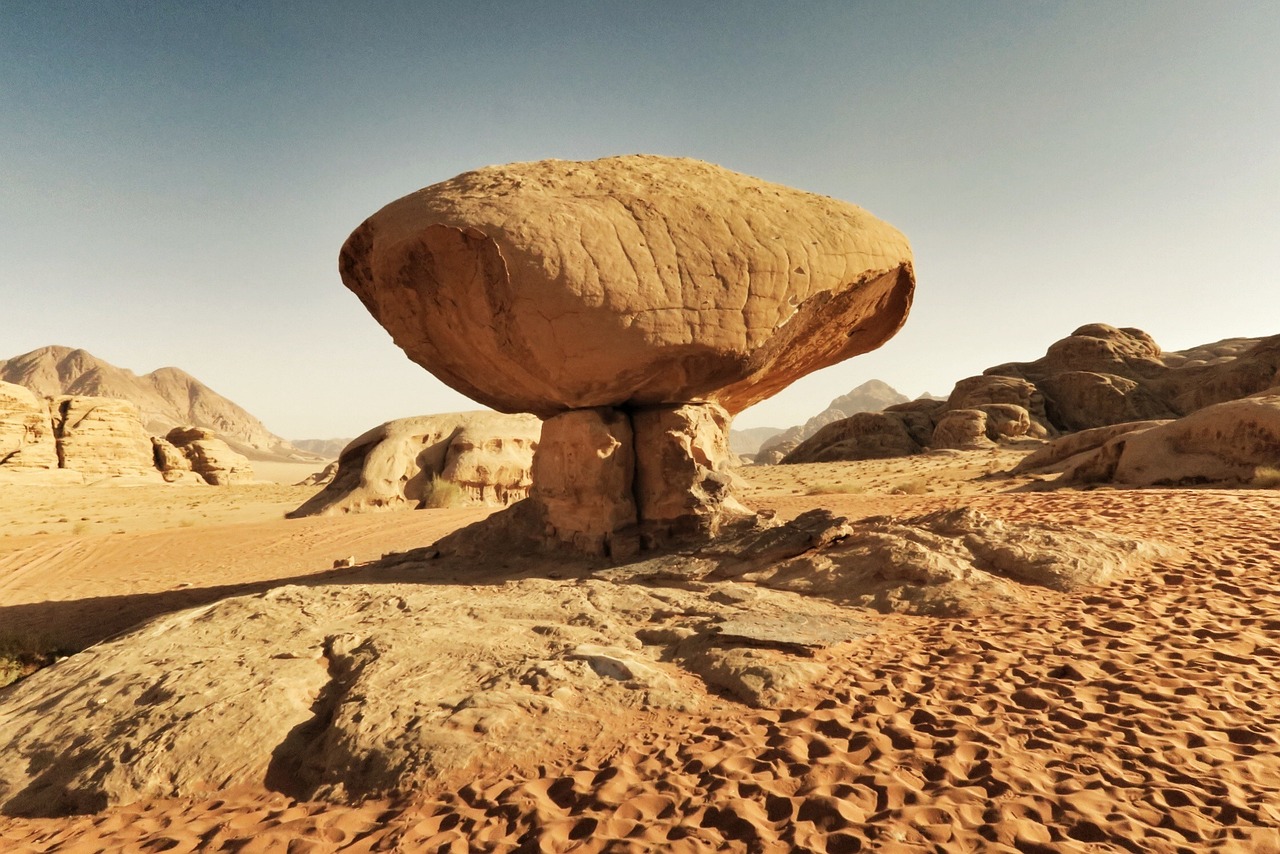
left=532, top=402, right=750, bottom=556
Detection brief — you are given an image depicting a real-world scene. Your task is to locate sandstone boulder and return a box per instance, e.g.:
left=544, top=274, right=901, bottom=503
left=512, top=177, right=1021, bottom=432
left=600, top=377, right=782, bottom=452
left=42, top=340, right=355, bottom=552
left=342, top=156, right=914, bottom=549
left=0, top=382, right=57, bottom=470
left=49, top=396, right=155, bottom=478
left=1059, top=394, right=1280, bottom=486
left=781, top=411, right=921, bottom=463
left=163, top=427, right=254, bottom=485
left=288, top=412, right=541, bottom=518
left=1012, top=420, right=1172, bottom=475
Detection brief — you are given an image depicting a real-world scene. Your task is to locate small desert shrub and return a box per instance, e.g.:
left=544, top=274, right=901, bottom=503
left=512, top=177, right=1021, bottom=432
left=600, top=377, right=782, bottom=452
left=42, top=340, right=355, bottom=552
left=71, top=521, right=90, bottom=536
left=803, top=481, right=866, bottom=495
left=0, top=634, right=74, bottom=688
left=421, top=474, right=467, bottom=509
left=1253, top=466, right=1280, bottom=489
left=890, top=479, right=930, bottom=495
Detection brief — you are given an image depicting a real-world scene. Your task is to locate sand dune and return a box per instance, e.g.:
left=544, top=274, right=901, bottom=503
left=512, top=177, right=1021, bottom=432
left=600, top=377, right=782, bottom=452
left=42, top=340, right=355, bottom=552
left=2, top=455, right=1279, bottom=851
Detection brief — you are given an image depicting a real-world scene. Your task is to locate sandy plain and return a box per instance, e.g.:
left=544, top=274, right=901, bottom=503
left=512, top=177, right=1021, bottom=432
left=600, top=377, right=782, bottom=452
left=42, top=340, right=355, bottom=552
left=2, top=449, right=1279, bottom=852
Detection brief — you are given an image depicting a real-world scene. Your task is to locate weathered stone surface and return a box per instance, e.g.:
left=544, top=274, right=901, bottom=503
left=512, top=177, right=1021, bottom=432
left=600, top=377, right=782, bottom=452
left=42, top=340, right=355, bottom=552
left=771, top=325, right=1279, bottom=464
left=163, top=428, right=254, bottom=485
left=341, top=155, right=914, bottom=418
left=1013, top=420, right=1172, bottom=474
left=632, top=402, right=752, bottom=546
left=781, top=411, right=922, bottom=463
left=50, top=396, right=155, bottom=478
left=931, top=409, right=996, bottom=450
left=0, top=572, right=879, bottom=814
left=723, top=507, right=1169, bottom=617
left=289, top=412, right=540, bottom=518
left=529, top=408, right=635, bottom=556
left=0, top=382, right=57, bottom=470
left=341, top=155, right=914, bottom=550
left=1059, top=394, right=1280, bottom=486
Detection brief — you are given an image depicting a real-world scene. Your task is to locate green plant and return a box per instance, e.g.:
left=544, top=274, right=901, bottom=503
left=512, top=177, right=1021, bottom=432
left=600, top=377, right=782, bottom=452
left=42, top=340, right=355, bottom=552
left=421, top=474, right=467, bottom=509
left=0, top=634, right=75, bottom=688
left=1253, top=466, right=1280, bottom=489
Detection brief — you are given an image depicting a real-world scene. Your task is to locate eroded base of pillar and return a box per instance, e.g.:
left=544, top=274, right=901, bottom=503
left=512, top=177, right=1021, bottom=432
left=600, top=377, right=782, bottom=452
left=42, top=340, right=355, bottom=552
left=530, top=402, right=754, bottom=556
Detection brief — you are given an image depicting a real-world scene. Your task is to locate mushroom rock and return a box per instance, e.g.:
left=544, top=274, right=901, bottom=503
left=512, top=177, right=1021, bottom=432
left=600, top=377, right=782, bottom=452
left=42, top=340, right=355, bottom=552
left=341, top=155, right=915, bottom=553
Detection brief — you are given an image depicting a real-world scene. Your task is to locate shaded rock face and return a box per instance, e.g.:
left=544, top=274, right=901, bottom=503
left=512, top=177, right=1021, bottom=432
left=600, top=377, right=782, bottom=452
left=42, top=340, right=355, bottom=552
left=50, top=396, right=155, bottom=477
left=1038, top=393, right=1280, bottom=487
left=288, top=412, right=541, bottom=518
left=341, top=156, right=915, bottom=549
left=0, top=382, right=57, bottom=470
left=780, top=324, right=1280, bottom=464
left=160, top=428, right=254, bottom=485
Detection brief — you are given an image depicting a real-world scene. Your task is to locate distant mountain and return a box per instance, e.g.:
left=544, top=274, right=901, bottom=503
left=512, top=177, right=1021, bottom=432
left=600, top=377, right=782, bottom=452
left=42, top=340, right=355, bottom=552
left=291, top=437, right=353, bottom=459
left=0, top=345, right=320, bottom=462
left=728, top=426, right=785, bottom=456
left=757, top=380, right=910, bottom=459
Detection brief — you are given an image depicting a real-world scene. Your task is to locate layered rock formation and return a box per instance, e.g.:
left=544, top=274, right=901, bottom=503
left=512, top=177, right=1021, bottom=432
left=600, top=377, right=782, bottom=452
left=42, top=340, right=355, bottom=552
left=288, top=412, right=541, bottom=517
left=0, top=346, right=316, bottom=462
left=49, top=397, right=155, bottom=477
left=342, top=155, right=914, bottom=552
left=0, top=506, right=1163, bottom=815
left=783, top=324, right=1280, bottom=464
left=0, top=381, right=251, bottom=484
left=0, top=383, right=57, bottom=470
left=155, top=428, right=254, bottom=485
left=1019, top=392, right=1280, bottom=487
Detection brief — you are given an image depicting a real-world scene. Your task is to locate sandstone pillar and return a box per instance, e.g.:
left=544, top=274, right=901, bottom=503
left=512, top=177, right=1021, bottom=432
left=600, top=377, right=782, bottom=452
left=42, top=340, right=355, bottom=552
left=530, top=402, right=753, bottom=556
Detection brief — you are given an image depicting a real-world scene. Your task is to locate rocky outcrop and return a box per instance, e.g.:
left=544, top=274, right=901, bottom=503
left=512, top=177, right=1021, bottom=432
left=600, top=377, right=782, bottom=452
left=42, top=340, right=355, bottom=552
left=780, top=325, right=1280, bottom=464
left=781, top=412, right=923, bottom=463
left=1039, top=393, right=1280, bottom=486
left=0, top=346, right=318, bottom=462
left=50, top=396, right=155, bottom=477
left=288, top=412, right=541, bottom=517
left=0, top=384, right=250, bottom=484
left=160, top=428, right=254, bottom=485
left=0, top=382, right=57, bottom=470
left=0, top=507, right=1164, bottom=815
left=757, top=380, right=911, bottom=461
left=342, top=155, right=914, bottom=550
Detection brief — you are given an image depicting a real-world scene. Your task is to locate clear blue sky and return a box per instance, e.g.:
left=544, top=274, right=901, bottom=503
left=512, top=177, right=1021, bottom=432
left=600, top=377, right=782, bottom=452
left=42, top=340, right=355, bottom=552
left=3, top=2, right=1277, bottom=437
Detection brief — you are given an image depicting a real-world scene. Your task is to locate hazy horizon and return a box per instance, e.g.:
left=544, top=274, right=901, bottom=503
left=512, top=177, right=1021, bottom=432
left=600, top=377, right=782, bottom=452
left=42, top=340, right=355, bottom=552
left=4, top=2, right=1278, bottom=438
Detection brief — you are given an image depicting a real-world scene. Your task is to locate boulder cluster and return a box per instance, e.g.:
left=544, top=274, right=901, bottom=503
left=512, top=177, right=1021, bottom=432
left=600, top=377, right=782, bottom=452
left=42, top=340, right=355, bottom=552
left=783, top=324, right=1280, bottom=467
left=0, top=381, right=251, bottom=484
left=340, top=155, right=915, bottom=554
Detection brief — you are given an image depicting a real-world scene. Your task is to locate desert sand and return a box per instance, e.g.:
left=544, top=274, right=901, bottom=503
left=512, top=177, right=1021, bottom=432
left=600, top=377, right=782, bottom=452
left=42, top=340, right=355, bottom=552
left=2, top=450, right=1279, bottom=851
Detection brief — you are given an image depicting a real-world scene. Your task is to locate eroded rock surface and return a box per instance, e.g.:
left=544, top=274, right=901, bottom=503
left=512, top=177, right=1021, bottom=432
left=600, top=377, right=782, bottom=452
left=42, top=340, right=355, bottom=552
left=50, top=396, right=156, bottom=478
left=778, top=324, right=1280, bottom=465
left=340, top=155, right=915, bottom=550
left=288, top=412, right=541, bottom=517
left=0, top=382, right=57, bottom=470
left=1045, top=393, right=1280, bottom=486
left=161, top=428, right=254, bottom=485
left=0, top=504, right=1168, bottom=816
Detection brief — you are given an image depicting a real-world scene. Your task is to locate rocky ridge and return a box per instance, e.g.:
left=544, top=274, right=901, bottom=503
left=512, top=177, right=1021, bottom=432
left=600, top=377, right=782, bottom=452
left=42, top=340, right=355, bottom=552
left=0, top=346, right=316, bottom=462
left=783, top=324, right=1280, bottom=466
left=0, top=381, right=251, bottom=484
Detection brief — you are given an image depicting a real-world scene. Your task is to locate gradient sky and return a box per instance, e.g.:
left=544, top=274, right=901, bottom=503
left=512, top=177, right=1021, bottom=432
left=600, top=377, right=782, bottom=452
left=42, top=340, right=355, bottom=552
left=3, top=2, right=1278, bottom=438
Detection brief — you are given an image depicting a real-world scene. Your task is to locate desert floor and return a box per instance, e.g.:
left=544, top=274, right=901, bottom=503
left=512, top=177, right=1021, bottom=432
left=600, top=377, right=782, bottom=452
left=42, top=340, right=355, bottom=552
left=2, top=449, right=1279, bottom=852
